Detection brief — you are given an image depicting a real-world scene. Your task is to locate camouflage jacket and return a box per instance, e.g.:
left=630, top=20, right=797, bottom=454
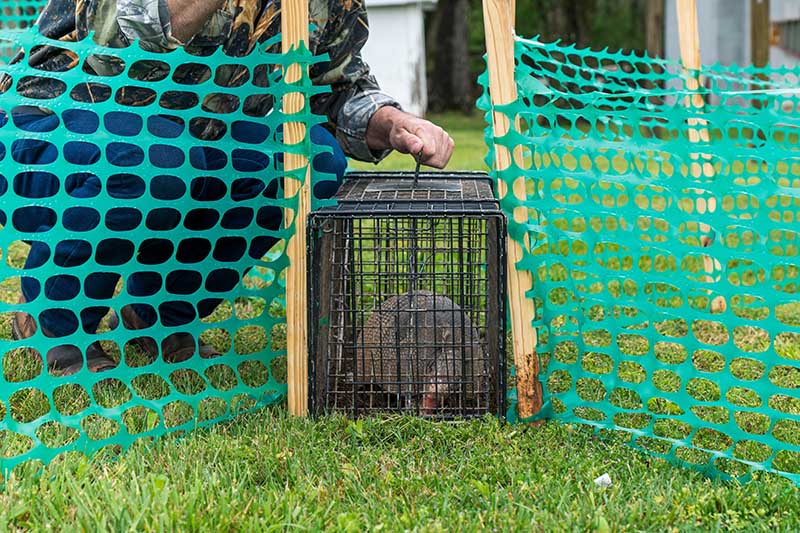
left=18, top=0, right=400, bottom=162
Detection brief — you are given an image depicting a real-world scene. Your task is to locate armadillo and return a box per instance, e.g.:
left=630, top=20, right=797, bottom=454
left=355, top=290, right=484, bottom=415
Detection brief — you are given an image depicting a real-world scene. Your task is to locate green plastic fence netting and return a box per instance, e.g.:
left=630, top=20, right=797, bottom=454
left=0, top=25, right=334, bottom=479
left=480, top=35, right=800, bottom=483
left=0, top=0, right=42, bottom=27
left=0, top=0, right=45, bottom=61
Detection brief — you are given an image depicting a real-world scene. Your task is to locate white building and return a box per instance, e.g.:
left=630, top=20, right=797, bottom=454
left=770, top=1, right=800, bottom=68
left=361, top=0, right=437, bottom=116
left=664, top=0, right=800, bottom=68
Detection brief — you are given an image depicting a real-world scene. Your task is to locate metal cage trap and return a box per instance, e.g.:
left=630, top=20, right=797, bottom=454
left=307, top=171, right=507, bottom=420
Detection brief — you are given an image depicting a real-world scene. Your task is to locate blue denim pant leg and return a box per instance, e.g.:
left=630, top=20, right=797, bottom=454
left=17, top=111, right=345, bottom=337
left=15, top=108, right=103, bottom=338
left=170, top=122, right=347, bottom=324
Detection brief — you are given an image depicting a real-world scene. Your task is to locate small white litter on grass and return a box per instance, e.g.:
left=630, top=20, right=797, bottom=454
left=594, top=473, right=612, bottom=488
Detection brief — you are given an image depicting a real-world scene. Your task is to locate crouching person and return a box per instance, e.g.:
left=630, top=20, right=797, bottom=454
left=8, top=0, right=454, bottom=375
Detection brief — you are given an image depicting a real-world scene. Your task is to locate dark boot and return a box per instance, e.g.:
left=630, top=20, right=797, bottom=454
left=10, top=304, right=37, bottom=341
left=160, top=332, right=222, bottom=363
left=109, top=308, right=221, bottom=362
left=108, top=306, right=159, bottom=357
left=46, top=342, right=118, bottom=375
left=12, top=297, right=117, bottom=376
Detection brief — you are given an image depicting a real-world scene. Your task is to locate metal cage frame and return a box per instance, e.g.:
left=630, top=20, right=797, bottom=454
left=307, top=171, right=508, bottom=420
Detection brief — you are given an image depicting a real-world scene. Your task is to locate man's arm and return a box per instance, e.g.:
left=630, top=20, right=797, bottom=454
left=80, top=0, right=220, bottom=52
left=310, top=1, right=454, bottom=168
left=63, top=0, right=454, bottom=167
left=166, top=0, right=223, bottom=43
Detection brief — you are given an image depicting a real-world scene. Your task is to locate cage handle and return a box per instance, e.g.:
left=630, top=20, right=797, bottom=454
left=413, top=149, right=423, bottom=186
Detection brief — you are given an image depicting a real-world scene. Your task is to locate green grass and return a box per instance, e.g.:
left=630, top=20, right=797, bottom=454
left=2, top=409, right=799, bottom=531
left=3, top=110, right=800, bottom=530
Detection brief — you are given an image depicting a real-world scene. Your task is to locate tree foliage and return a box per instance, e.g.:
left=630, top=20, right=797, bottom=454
left=427, top=0, right=652, bottom=112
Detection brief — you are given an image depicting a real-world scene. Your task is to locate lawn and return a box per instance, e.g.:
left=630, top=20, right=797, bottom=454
left=3, top=408, right=800, bottom=531
left=2, top=111, right=800, bottom=531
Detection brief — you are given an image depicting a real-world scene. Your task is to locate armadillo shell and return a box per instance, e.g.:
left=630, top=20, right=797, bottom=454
left=355, top=290, right=486, bottom=399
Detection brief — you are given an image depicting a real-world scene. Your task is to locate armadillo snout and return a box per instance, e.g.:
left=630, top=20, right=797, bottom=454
left=421, top=393, right=438, bottom=416
left=356, top=291, right=487, bottom=417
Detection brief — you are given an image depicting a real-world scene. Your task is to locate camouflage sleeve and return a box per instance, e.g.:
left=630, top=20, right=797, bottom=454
left=114, top=0, right=183, bottom=51
left=75, top=0, right=182, bottom=53
left=309, top=0, right=402, bottom=163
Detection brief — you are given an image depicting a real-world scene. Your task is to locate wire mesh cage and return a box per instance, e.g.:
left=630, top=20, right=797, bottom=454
left=308, top=172, right=507, bottom=420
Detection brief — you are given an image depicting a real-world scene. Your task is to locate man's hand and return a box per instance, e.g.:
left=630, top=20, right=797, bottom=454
left=167, top=0, right=226, bottom=43
left=366, top=106, right=455, bottom=169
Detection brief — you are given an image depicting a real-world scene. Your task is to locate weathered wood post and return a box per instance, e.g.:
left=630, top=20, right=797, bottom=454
left=282, top=0, right=311, bottom=416
left=482, top=0, right=542, bottom=420
left=676, top=0, right=726, bottom=314
left=751, top=0, right=771, bottom=69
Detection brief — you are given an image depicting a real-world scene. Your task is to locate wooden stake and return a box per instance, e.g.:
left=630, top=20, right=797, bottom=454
left=750, top=0, right=771, bottom=109
left=482, top=0, right=542, bottom=420
left=751, top=0, right=770, bottom=69
left=675, top=0, right=725, bottom=313
left=676, top=0, right=703, bottom=112
left=282, top=0, right=310, bottom=416
left=646, top=0, right=665, bottom=57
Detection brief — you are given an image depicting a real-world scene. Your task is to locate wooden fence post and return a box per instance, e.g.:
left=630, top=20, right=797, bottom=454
left=675, top=0, right=725, bottom=314
left=282, top=0, right=311, bottom=416
left=751, top=0, right=771, bottom=69
left=482, top=0, right=542, bottom=420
